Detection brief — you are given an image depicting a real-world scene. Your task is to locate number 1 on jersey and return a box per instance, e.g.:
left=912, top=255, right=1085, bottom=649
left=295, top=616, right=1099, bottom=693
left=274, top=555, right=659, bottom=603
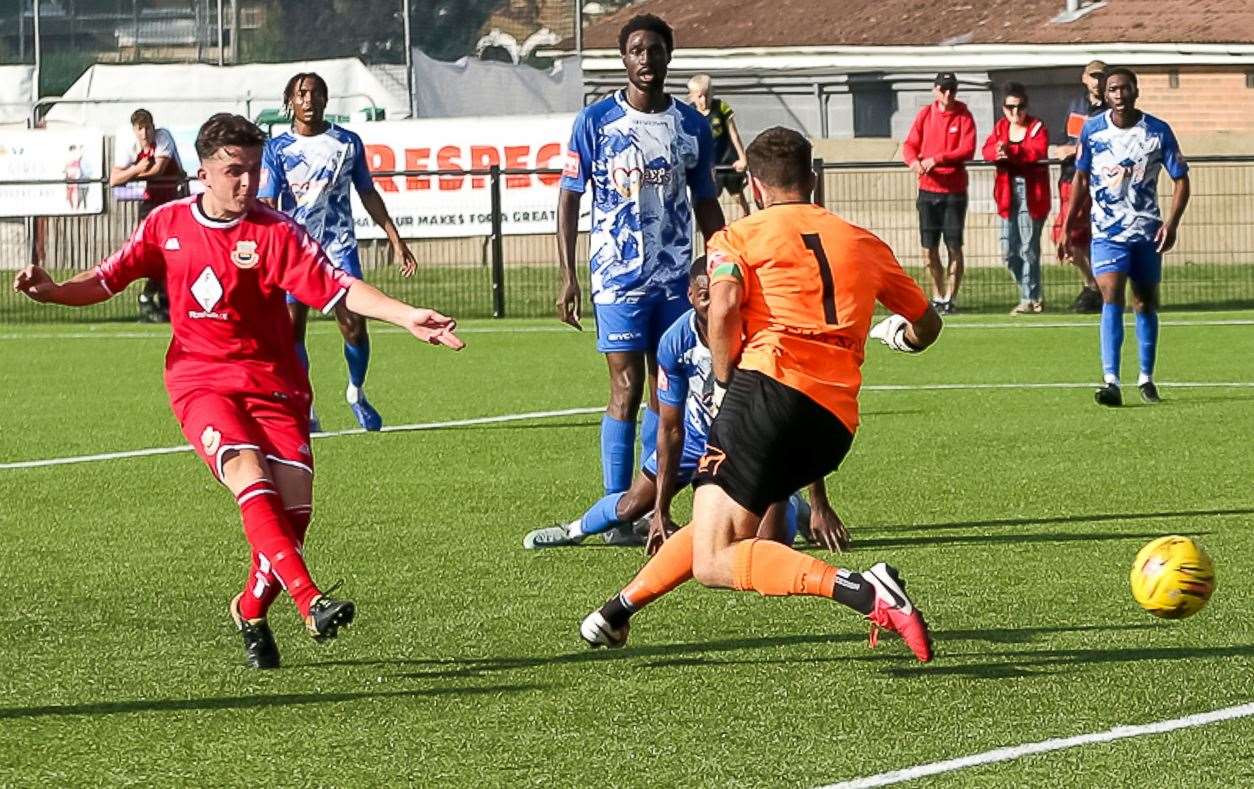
left=802, top=233, right=838, bottom=324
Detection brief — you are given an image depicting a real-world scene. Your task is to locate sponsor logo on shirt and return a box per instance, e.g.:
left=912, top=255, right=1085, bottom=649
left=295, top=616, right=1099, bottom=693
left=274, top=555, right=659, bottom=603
left=562, top=151, right=581, bottom=179
left=164, top=237, right=181, bottom=251
left=611, top=165, right=672, bottom=198
left=189, top=265, right=229, bottom=320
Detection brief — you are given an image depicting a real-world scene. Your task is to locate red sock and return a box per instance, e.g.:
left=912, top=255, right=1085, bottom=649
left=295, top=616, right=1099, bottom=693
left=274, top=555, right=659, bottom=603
left=238, top=504, right=313, bottom=620
left=236, top=482, right=320, bottom=617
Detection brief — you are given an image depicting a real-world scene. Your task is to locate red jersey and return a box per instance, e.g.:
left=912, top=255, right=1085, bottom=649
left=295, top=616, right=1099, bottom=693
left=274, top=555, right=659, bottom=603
left=95, top=196, right=355, bottom=401
left=901, top=101, right=977, bottom=194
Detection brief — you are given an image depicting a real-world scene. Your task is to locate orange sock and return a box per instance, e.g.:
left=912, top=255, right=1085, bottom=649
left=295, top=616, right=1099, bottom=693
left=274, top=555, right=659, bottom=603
left=731, top=538, right=837, bottom=598
left=621, top=526, right=694, bottom=609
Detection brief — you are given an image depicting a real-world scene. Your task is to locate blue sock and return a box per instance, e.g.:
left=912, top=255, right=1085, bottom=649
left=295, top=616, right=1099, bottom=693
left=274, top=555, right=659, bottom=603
left=641, top=407, right=659, bottom=463
left=783, top=495, right=800, bottom=546
left=344, top=336, right=371, bottom=389
left=600, top=415, right=636, bottom=494
left=294, top=340, right=310, bottom=371
left=579, top=492, right=627, bottom=536
left=1100, top=303, right=1124, bottom=380
left=1135, top=310, right=1159, bottom=378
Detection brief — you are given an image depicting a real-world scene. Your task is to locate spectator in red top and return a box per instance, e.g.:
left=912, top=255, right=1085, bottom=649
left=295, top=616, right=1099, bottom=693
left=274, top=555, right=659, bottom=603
left=983, top=82, right=1050, bottom=314
left=902, top=72, right=976, bottom=314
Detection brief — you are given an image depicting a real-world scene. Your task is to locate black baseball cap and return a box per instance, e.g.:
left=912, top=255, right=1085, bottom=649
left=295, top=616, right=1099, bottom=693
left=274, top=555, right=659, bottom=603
left=934, top=72, right=959, bottom=89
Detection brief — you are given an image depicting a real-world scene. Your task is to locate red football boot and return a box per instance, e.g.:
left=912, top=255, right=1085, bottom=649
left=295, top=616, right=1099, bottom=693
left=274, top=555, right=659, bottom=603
left=863, top=562, right=934, bottom=662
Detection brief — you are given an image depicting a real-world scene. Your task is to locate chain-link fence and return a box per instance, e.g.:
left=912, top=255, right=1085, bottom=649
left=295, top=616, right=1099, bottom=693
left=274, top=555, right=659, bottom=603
left=3, top=155, right=1253, bottom=324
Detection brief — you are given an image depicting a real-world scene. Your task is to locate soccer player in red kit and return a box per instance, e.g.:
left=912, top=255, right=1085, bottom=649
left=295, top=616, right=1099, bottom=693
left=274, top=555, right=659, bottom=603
left=13, top=113, right=464, bottom=669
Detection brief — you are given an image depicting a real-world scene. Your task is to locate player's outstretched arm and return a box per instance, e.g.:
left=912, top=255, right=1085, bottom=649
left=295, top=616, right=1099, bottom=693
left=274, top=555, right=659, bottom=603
left=343, top=280, right=464, bottom=350
left=1157, top=175, right=1191, bottom=254
left=360, top=190, right=417, bottom=277
left=693, top=198, right=726, bottom=241
left=555, top=188, right=583, bottom=330
left=1059, top=170, right=1090, bottom=261
left=646, top=402, right=686, bottom=555
left=805, top=479, right=850, bottom=553
left=12, top=266, right=112, bottom=307
left=707, top=278, right=744, bottom=397
left=870, top=305, right=942, bottom=354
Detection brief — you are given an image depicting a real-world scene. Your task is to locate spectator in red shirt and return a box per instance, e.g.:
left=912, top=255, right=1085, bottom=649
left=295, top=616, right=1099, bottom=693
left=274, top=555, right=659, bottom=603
left=983, top=82, right=1051, bottom=314
left=902, top=72, right=976, bottom=314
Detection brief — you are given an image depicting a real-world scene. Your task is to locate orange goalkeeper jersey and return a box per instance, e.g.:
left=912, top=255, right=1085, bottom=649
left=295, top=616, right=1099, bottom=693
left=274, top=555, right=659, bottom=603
left=707, top=202, right=929, bottom=431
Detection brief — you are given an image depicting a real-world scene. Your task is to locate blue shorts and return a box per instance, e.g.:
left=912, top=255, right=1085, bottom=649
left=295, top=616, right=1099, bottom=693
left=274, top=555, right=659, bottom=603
left=594, top=294, right=690, bottom=354
left=287, top=247, right=364, bottom=306
left=641, top=436, right=704, bottom=487
left=1091, top=239, right=1161, bottom=285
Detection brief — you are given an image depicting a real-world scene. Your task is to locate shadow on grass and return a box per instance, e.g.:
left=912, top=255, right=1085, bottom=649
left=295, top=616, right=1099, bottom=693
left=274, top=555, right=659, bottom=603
left=870, top=507, right=1254, bottom=533
left=853, top=530, right=1211, bottom=550
left=878, top=643, right=1254, bottom=680
left=0, top=683, right=543, bottom=721
left=305, top=623, right=1160, bottom=679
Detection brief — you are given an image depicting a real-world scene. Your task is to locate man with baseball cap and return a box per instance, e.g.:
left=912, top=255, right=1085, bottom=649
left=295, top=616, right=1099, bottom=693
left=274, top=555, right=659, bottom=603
left=902, top=72, right=976, bottom=314
left=1051, top=60, right=1107, bottom=313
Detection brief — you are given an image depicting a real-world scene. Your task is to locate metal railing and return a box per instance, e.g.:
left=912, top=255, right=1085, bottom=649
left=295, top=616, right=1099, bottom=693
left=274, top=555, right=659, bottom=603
left=3, top=157, right=1254, bottom=324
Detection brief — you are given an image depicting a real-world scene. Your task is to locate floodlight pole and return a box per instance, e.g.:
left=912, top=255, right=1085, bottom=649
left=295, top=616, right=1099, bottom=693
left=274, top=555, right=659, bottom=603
left=403, top=0, right=415, bottom=118
left=575, top=0, right=583, bottom=56
left=32, top=0, right=41, bottom=102
left=217, top=0, right=224, bottom=66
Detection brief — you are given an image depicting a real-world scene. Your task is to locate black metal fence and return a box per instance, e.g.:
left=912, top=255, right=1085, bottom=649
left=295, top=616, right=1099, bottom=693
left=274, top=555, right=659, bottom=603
left=3, top=156, right=1254, bottom=324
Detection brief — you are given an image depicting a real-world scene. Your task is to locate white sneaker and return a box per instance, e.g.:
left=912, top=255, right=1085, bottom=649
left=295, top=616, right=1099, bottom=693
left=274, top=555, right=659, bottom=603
left=523, top=525, right=584, bottom=550
left=579, top=609, right=630, bottom=649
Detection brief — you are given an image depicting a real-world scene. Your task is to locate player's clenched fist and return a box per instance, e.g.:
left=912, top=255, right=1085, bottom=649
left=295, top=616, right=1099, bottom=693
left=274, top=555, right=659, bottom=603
left=12, top=266, right=56, bottom=302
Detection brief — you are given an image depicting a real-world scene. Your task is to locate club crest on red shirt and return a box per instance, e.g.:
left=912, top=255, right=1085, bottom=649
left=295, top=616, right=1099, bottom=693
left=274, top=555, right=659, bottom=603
left=231, top=240, right=260, bottom=269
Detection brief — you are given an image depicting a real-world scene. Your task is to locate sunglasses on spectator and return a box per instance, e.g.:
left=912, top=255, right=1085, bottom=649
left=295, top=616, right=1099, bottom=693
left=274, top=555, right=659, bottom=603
left=1003, top=103, right=1026, bottom=111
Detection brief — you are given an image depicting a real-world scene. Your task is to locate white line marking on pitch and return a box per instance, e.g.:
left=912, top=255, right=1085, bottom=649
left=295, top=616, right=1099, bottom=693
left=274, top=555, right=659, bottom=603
left=819, top=700, right=1254, bottom=788
left=3, top=382, right=1252, bottom=470
left=0, top=407, right=603, bottom=470
left=1, top=318, right=1250, bottom=341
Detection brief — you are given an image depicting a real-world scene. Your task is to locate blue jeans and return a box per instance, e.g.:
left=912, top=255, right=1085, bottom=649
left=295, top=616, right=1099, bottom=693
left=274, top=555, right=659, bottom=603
left=1000, top=177, right=1044, bottom=303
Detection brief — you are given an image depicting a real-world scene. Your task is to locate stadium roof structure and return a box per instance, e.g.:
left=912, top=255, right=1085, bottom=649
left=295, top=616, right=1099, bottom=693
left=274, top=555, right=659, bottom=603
left=560, top=0, right=1254, bottom=73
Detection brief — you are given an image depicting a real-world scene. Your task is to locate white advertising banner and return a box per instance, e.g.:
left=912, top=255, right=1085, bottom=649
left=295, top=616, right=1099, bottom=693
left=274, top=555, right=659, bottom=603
left=343, top=114, right=583, bottom=239
left=0, top=129, right=105, bottom=217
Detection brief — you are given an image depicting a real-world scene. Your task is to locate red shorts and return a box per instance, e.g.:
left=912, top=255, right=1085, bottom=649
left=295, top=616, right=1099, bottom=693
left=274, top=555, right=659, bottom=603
left=170, top=389, right=313, bottom=482
left=1052, top=179, right=1092, bottom=247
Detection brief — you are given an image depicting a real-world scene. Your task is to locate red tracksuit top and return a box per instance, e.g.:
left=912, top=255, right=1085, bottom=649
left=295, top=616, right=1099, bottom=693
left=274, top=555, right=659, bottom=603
left=981, top=115, right=1051, bottom=221
left=902, top=100, right=977, bottom=194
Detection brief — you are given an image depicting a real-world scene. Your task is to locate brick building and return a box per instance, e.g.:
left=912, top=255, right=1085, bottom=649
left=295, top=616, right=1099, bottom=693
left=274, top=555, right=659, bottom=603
left=566, top=0, right=1254, bottom=150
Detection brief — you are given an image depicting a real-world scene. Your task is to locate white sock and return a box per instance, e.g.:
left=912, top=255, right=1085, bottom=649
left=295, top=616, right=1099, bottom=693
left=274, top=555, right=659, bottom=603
left=1138, top=372, right=1152, bottom=386
left=565, top=519, right=585, bottom=538
left=1103, top=373, right=1120, bottom=386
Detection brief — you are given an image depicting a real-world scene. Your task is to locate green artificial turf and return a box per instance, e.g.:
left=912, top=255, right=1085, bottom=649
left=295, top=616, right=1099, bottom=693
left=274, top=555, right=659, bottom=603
left=1, top=312, right=1252, bottom=786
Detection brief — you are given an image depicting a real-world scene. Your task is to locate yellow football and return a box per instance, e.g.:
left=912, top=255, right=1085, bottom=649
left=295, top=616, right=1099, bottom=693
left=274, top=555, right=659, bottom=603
left=1130, top=535, right=1215, bottom=619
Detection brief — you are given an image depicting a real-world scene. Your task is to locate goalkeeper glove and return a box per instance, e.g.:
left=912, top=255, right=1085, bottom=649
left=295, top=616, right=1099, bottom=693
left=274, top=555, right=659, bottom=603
left=870, top=314, right=924, bottom=353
